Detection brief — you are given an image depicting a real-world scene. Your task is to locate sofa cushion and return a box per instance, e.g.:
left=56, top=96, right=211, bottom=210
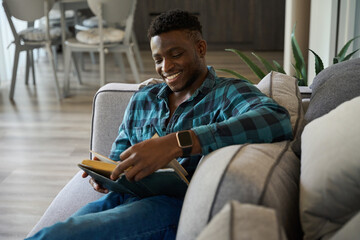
left=76, top=27, right=125, bottom=44
left=197, top=200, right=286, bottom=240
left=177, top=141, right=302, bottom=240
left=330, top=211, right=360, bottom=240
left=257, top=71, right=304, bottom=155
left=82, top=16, right=106, bottom=28
left=19, top=27, right=61, bottom=41
left=300, top=96, right=360, bottom=240
left=305, top=58, right=360, bottom=123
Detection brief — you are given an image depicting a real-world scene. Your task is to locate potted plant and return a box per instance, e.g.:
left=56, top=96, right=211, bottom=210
left=218, top=26, right=360, bottom=86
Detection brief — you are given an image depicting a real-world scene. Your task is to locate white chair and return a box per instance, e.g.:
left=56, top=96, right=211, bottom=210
left=2, top=0, right=62, bottom=100
left=63, top=0, right=141, bottom=97
left=75, top=15, right=144, bottom=72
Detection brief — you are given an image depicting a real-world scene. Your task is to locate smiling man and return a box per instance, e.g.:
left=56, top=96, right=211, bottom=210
left=26, top=9, right=292, bottom=240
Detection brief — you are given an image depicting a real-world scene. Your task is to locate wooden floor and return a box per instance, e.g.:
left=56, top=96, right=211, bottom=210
left=0, top=50, right=282, bottom=239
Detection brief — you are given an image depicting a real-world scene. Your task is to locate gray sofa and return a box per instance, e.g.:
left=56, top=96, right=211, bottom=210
left=27, top=58, right=360, bottom=239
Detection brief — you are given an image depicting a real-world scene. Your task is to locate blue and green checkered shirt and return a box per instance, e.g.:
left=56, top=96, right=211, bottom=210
left=109, top=66, right=292, bottom=177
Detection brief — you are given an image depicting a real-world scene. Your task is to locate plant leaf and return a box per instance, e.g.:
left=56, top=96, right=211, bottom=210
left=343, top=49, right=360, bottom=61
left=336, top=36, right=360, bottom=61
left=225, top=49, right=265, bottom=79
left=251, top=52, right=274, bottom=73
left=309, top=49, right=324, bottom=75
left=292, top=63, right=302, bottom=79
left=217, top=68, right=253, bottom=83
left=291, top=63, right=307, bottom=86
left=272, top=60, right=286, bottom=74
left=291, top=24, right=307, bottom=85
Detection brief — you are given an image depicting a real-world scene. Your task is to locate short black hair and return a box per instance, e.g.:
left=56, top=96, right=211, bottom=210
left=147, top=9, right=203, bottom=41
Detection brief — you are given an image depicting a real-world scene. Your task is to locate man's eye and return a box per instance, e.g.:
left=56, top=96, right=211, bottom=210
left=154, top=59, right=162, bottom=64
left=173, top=52, right=183, bottom=58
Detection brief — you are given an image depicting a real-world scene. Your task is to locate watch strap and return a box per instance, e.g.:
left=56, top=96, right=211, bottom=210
left=181, top=145, right=192, bottom=157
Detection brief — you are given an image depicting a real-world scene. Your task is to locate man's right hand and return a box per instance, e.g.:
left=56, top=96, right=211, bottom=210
left=82, top=156, right=109, bottom=194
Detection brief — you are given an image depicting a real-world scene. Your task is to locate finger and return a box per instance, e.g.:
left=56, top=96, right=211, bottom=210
left=110, top=160, right=134, bottom=180
left=119, top=147, right=132, bottom=161
left=126, top=164, right=155, bottom=182
left=124, top=164, right=143, bottom=182
left=132, top=168, right=152, bottom=182
left=82, top=171, right=89, bottom=178
left=90, top=178, right=109, bottom=194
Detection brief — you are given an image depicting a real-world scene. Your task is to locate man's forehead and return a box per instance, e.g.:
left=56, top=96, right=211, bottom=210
left=150, top=31, right=190, bottom=52
left=151, top=30, right=189, bottom=42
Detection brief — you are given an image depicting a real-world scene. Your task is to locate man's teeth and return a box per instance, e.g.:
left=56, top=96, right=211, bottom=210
left=166, top=72, right=181, bottom=80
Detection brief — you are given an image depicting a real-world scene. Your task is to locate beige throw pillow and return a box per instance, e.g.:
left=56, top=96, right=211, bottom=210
left=197, top=200, right=286, bottom=240
left=300, top=96, right=360, bottom=240
left=257, top=71, right=304, bottom=155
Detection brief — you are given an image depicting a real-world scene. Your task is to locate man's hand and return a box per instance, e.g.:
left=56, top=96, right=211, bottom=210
left=110, top=133, right=181, bottom=182
left=110, top=131, right=201, bottom=182
left=82, top=156, right=109, bottom=194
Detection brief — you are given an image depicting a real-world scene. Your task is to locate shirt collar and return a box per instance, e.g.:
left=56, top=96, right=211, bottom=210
left=157, top=66, right=217, bottom=100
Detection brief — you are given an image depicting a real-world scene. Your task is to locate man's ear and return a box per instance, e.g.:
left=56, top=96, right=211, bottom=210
left=197, top=40, right=207, bottom=58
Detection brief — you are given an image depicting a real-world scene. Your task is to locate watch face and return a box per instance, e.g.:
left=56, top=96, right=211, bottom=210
left=178, top=131, right=192, bottom=147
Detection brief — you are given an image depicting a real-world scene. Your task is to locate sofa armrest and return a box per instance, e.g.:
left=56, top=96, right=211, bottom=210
left=197, top=200, right=286, bottom=240
left=27, top=83, right=139, bottom=237
left=177, top=141, right=302, bottom=240
left=26, top=171, right=104, bottom=237
left=90, top=83, right=138, bottom=157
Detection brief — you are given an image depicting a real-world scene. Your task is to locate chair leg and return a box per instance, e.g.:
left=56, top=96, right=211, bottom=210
left=25, top=50, right=30, bottom=85
left=9, top=47, right=20, bottom=100
left=113, top=53, right=126, bottom=82
left=90, top=52, right=96, bottom=64
left=30, top=50, right=36, bottom=85
left=72, top=53, right=82, bottom=85
left=126, top=48, right=140, bottom=83
left=131, top=31, right=144, bottom=72
left=45, top=43, right=61, bottom=100
left=52, top=45, right=58, bottom=71
left=63, top=46, right=72, bottom=98
left=99, top=50, right=106, bottom=86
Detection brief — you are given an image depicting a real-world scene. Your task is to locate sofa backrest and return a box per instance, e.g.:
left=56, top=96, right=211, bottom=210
left=90, top=83, right=138, bottom=159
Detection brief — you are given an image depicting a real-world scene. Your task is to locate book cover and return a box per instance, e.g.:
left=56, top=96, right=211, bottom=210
left=79, top=149, right=189, bottom=198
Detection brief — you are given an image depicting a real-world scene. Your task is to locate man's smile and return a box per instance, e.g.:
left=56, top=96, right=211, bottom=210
left=163, top=72, right=182, bottom=82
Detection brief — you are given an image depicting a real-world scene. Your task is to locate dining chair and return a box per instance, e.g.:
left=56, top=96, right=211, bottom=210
left=2, top=0, right=62, bottom=100
left=75, top=15, right=144, bottom=72
left=63, top=0, right=141, bottom=97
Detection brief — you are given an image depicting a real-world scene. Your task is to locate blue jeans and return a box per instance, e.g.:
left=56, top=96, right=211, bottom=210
left=26, top=192, right=184, bottom=240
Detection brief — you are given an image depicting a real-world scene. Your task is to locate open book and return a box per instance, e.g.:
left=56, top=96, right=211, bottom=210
left=78, top=135, right=189, bottom=198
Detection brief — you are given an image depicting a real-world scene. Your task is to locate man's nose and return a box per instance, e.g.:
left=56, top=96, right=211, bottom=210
left=162, top=58, right=174, bottom=73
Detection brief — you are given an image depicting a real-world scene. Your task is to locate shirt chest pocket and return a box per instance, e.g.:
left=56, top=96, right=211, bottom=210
left=130, top=125, right=156, bottom=144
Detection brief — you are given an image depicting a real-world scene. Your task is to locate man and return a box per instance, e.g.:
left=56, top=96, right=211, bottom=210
left=27, top=9, right=292, bottom=240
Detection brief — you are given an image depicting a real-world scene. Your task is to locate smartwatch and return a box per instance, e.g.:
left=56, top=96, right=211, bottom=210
left=176, top=130, right=193, bottom=157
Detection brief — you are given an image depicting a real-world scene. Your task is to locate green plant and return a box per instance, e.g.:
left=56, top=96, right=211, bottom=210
left=290, top=25, right=307, bottom=86
left=218, top=26, right=360, bottom=86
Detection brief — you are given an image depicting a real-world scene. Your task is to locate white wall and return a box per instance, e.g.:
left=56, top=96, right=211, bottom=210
left=307, top=0, right=359, bottom=85
left=285, top=0, right=359, bottom=86
left=0, top=0, right=14, bottom=85
left=0, top=0, right=33, bottom=86
left=283, top=0, right=311, bottom=77
left=307, top=0, right=338, bottom=85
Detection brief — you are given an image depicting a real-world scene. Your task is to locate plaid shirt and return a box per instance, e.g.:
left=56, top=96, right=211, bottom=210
left=109, top=66, right=292, bottom=176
